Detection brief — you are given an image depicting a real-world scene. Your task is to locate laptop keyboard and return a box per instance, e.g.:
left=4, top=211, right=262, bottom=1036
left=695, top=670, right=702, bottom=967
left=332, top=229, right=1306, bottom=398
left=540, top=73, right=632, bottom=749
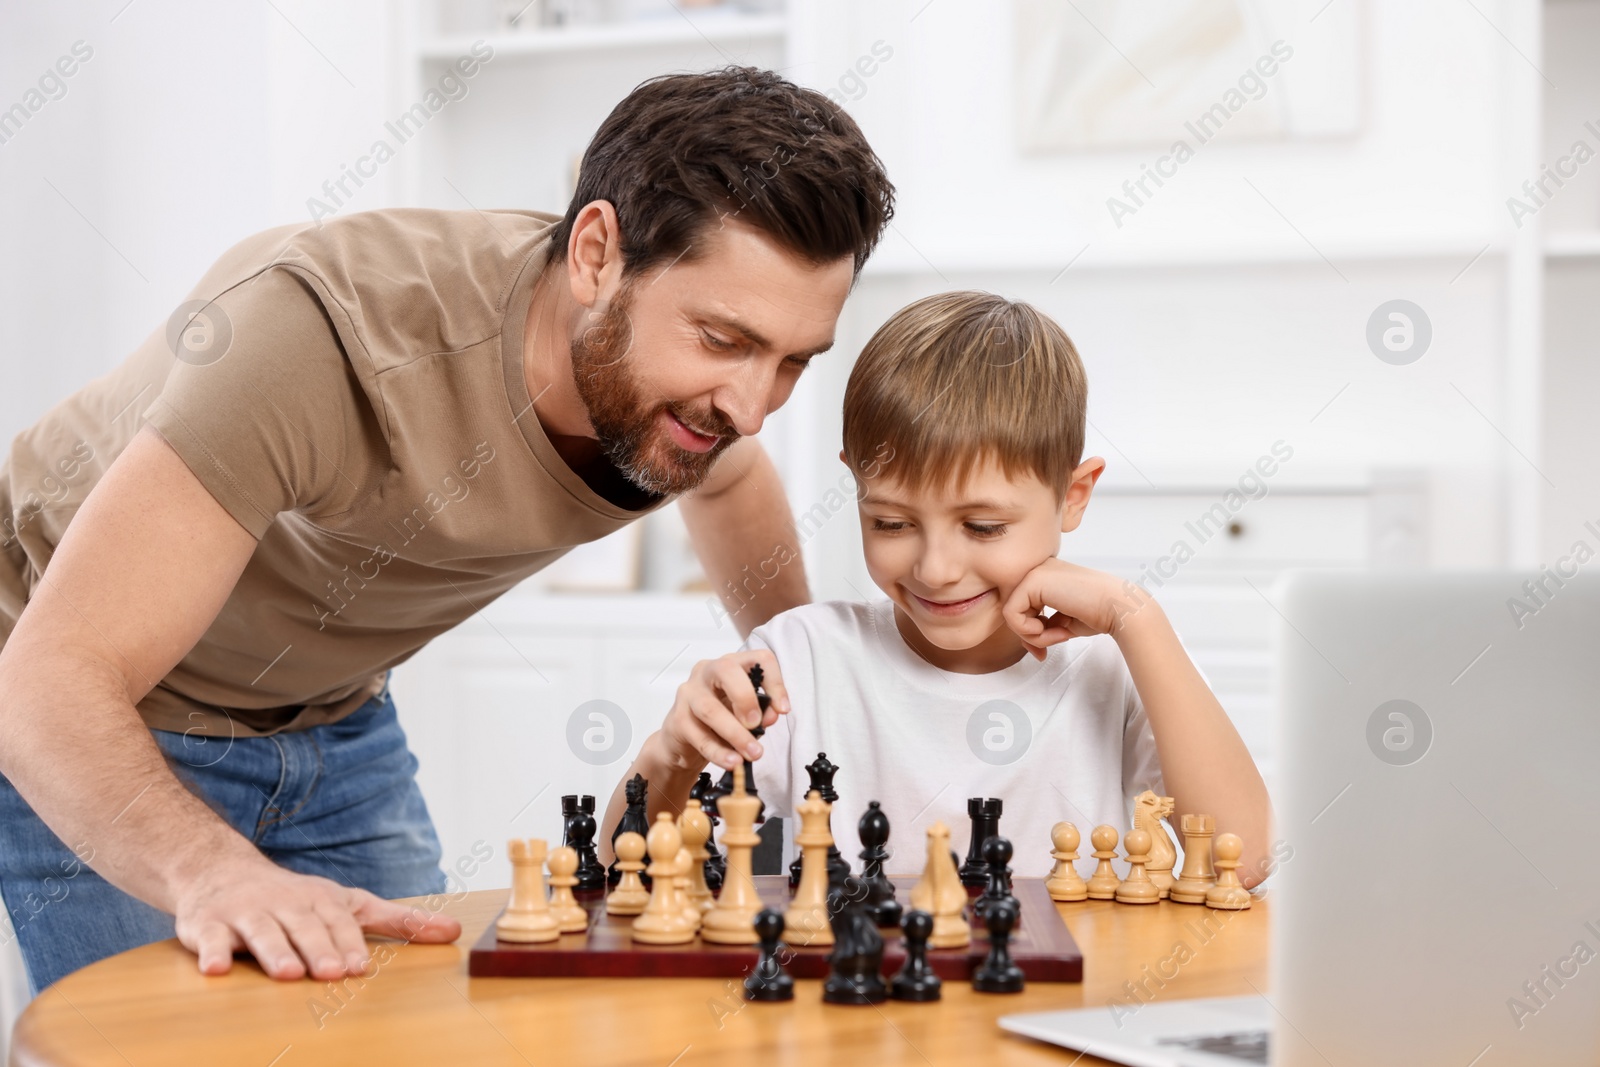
left=1157, top=1029, right=1271, bottom=1063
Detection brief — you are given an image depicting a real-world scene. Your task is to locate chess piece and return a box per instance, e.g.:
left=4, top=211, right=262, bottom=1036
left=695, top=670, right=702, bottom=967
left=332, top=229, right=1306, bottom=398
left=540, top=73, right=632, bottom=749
left=679, top=800, right=715, bottom=914
left=858, top=801, right=903, bottom=928
left=560, top=794, right=582, bottom=844
left=1045, top=822, right=1088, bottom=902
left=713, top=667, right=769, bottom=825
left=631, top=814, right=695, bottom=944
left=496, top=838, right=560, bottom=943
left=1204, top=833, right=1252, bottom=911
left=910, top=821, right=970, bottom=949
left=743, top=909, right=795, bottom=1002
left=971, top=897, right=1025, bottom=993
left=1132, top=791, right=1177, bottom=898
left=960, top=797, right=1003, bottom=888
left=608, top=773, right=651, bottom=888
left=605, top=831, right=649, bottom=916
left=568, top=802, right=606, bottom=893
left=673, top=846, right=702, bottom=933
left=545, top=846, right=589, bottom=933
left=822, top=875, right=888, bottom=1004
left=889, top=910, right=942, bottom=1002
left=1115, top=829, right=1161, bottom=904
left=790, top=752, right=848, bottom=886
left=974, top=835, right=1015, bottom=922
left=785, top=790, right=836, bottom=947
left=1085, top=824, right=1122, bottom=900
left=701, top=763, right=763, bottom=945
left=691, top=772, right=723, bottom=891
left=1169, top=814, right=1217, bottom=904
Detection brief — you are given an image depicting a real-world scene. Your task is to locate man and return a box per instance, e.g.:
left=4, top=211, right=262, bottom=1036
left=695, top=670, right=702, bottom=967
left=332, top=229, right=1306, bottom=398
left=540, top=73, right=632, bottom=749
left=0, top=66, right=893, bottom=992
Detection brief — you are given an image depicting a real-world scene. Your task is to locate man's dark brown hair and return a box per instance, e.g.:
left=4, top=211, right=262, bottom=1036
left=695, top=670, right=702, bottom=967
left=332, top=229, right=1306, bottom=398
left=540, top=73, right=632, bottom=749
left=551, top=66, right=894, bottom=275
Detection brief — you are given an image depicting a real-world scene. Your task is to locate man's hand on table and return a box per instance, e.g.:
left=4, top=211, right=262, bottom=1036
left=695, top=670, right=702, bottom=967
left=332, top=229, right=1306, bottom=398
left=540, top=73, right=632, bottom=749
left=173, top=856, right=461, bottom=980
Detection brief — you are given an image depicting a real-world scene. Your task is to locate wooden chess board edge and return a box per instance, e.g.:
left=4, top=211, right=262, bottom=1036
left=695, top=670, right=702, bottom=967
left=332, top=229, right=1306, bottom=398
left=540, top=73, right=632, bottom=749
left=468, top=877, right=1083, bottom=983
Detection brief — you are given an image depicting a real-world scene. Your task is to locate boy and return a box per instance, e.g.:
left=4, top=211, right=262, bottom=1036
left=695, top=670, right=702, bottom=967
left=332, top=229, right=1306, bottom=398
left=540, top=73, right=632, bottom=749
left=603, top=291, right=1271, bottom=882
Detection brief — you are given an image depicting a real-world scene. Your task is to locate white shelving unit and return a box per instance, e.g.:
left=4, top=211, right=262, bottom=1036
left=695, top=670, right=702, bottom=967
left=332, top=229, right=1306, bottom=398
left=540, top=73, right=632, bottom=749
left=1544, top=230, right=1600, bottom=259
left=1537, top=0, right=1600, bottom=564
left=418, top=13, right=787, bottom=59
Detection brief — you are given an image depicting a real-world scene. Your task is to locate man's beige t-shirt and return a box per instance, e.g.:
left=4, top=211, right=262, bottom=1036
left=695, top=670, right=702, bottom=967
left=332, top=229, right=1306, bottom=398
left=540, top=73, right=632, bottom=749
left=0, top=208, right=670, bottom=736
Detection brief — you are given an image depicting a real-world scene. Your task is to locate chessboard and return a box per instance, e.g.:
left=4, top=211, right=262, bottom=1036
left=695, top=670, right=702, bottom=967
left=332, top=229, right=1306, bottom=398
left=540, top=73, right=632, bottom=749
left=468, top=875, right=1082, bottom=981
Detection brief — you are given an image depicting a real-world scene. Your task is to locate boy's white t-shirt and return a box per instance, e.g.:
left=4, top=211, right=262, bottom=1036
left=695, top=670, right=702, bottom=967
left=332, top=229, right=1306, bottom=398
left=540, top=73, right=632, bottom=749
left=744, top=599, right=1167, bottom=879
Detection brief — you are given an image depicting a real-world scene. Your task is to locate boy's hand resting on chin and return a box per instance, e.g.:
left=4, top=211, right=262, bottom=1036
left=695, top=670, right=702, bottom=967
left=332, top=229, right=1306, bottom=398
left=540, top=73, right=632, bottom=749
left=1002, top=558, right=1157, bottom=659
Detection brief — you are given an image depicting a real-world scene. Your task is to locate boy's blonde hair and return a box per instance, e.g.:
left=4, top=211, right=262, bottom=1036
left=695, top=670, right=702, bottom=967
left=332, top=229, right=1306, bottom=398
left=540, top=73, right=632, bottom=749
left=842, top=291, right=1088, bottom=499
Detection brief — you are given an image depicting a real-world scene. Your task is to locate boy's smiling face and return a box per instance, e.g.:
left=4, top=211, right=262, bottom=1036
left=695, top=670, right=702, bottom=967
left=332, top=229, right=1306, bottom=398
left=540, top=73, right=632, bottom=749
left=855, top=452, right=1104, bottom=673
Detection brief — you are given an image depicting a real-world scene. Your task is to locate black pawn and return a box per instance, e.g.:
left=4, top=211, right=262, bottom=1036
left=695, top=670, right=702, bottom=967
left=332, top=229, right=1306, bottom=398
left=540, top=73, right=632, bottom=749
left=971, top=897, right=1025, bottom=994
left=960, top=797, right=1003, bottom=888
left=858, top=801, right=902, bottom=928
left=974, top=835, right=1014, bottom=922
left=743, top=909, right=794, bottom=1002
left=822, top=875, right=888, bottom=1004
left=889, top=910, right=942, bottom=1002
left=570, top=801, right=606, bottom=893
left=790, top=752, right=849, bottom=887
left=691, top=772, right=724, bottom=891
left=608, top=773, right=651, bottom=888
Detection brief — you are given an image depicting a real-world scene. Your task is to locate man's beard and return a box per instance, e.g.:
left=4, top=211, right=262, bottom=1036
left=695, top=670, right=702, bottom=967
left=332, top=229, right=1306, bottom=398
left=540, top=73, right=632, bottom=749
left=569, top=293, right=737, bottom=496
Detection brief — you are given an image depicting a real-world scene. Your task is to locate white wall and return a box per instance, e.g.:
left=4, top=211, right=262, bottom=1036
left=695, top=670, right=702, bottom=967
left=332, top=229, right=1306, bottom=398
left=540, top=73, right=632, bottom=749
left=0, top=0, right=404, bottom=447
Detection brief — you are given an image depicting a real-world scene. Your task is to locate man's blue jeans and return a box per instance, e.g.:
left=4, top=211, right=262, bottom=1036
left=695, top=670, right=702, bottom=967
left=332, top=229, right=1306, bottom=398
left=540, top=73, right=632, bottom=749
left=0, top=687, right=447, bottom=993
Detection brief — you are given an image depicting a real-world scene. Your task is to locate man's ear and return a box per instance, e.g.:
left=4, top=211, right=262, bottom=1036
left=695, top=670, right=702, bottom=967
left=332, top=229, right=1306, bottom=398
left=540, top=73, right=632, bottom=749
left=1061, top=456, right=1107, bottom=533
left=566, top=200, right=626, bottom=311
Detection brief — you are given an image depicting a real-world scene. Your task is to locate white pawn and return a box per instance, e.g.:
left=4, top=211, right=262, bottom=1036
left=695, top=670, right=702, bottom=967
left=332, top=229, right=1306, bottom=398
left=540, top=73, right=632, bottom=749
left=1115, top=829, right=1161, bottom=904
left=1205, top=833, right=1252, bottom=911
left=1045, top=822, right=1088, bottom=902
left=606, top=831, right=649, bottom=916
left=1086, top=825, right=1122, bottom=900
left=678, top=801, right=715, bottom=915
left=546, top=845, right=589, bottom=933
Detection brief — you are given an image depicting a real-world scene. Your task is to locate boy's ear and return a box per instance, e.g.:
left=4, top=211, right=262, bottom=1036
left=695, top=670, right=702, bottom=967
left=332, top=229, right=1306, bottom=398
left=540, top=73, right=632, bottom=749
left=1061, top=456, right=1107, bottom=534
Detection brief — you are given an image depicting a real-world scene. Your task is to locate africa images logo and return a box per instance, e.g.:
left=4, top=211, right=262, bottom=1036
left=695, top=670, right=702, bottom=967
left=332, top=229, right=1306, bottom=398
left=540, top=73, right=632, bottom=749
left=166, top=299, right=234, bottom=367
left=1365, top=699, right=1432, bottom=766
left=966, top=700, right=1032, bottom=766
left=1365, top=300, right=1431, bottom=366
left=567, top=699, right=632, bottom=766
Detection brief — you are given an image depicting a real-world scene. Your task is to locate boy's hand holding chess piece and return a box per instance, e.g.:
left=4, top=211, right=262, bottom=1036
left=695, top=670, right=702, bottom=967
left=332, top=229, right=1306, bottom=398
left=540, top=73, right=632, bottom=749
left=655, top=650, right=789, bottom=773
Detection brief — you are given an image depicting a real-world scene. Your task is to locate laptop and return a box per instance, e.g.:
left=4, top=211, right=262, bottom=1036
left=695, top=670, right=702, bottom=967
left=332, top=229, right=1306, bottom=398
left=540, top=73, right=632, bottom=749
left=1000, top=571, right=1600, bottom=1066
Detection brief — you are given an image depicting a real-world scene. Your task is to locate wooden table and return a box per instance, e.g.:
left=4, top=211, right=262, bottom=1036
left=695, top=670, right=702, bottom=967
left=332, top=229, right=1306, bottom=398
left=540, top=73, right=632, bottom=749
left=10, top=889, right=1268, bottom=1066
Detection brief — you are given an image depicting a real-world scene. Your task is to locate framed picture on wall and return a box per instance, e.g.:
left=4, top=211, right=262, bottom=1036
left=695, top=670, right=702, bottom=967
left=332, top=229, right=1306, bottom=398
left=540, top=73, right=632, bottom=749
left=1013, top=0, right=1362, bottom=153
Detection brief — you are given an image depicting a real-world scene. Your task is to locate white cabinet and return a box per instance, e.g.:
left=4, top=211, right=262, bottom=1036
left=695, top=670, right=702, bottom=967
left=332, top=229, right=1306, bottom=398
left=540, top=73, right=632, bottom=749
left=389, top=594, right=739, bottom=886
left=1065, top=473, right=1427, bottom=797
